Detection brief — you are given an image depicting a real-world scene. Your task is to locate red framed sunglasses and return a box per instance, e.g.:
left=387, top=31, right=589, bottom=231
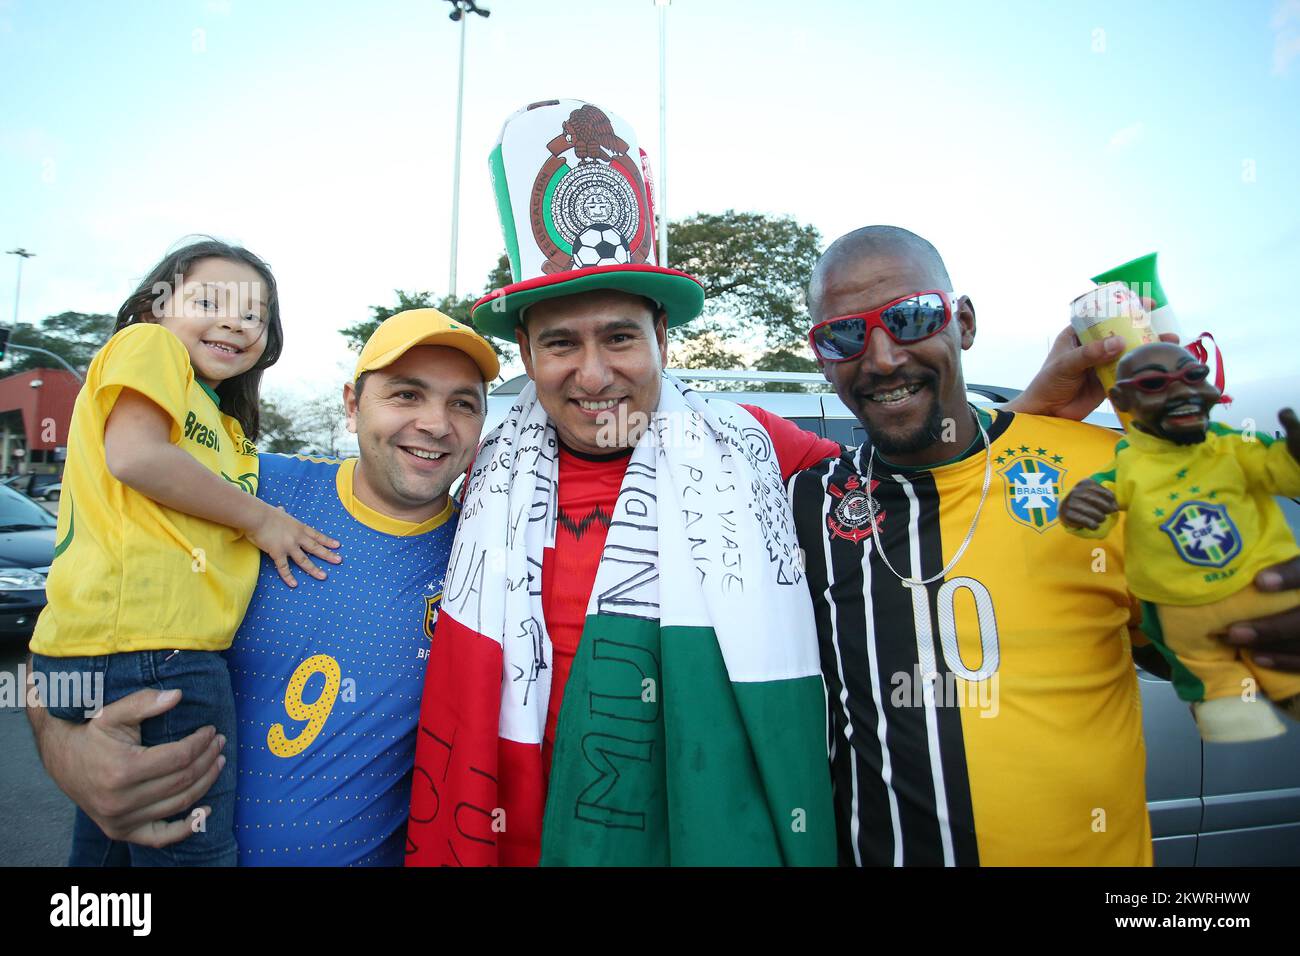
left=808, top=290, right=956, bottom=363
left=1115, top=364, right=1211, bottom=393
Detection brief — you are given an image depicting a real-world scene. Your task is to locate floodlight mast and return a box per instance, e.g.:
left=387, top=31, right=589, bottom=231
left=442, top=1, right=491, bottom=297
left=7, top=248, right=35, bottom=327
left=655, top=0, right=670, bottom=267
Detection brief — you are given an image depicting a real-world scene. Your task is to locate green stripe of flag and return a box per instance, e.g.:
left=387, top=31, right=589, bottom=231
left=489, top=145, right=522, bottom=280
left=541, top=165, right=572, bottom=255
left=541, top=614, right=835, bottom=866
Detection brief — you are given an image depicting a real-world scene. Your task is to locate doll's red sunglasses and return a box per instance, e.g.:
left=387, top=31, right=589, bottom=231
left=808, top=290, right=956, bottom=362
left=1115, top=364, right=1211, bottom=393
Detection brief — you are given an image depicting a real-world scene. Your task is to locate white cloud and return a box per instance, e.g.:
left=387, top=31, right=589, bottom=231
left=1106, top=121, right=1145, bottom=152
left=1271, top=0, right=1300, bottom=28
left=1273, top=32, right=1300, bottom=74
left=1271, top=0, right=1300, bottom=74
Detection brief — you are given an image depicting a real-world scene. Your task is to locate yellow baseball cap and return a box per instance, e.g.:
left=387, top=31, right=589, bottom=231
left=354, top=308, right=500, bottom=383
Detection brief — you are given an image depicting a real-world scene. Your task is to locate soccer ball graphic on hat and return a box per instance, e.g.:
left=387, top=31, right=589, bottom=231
left=572, top=224, right=631, bottom=267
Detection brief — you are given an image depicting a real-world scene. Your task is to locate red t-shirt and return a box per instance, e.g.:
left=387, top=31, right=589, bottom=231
left=539, top=405, right=840, bottom=773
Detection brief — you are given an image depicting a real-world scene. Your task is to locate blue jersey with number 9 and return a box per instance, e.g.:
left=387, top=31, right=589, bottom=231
left=226, top=454, right=456, bottom=866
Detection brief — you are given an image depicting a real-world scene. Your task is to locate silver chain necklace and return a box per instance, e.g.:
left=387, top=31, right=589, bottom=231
left=864, top=405, right=992, bottom=589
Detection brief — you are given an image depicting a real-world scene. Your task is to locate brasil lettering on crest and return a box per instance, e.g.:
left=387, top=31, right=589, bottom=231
left=997, top=451, right=1065, bottom=532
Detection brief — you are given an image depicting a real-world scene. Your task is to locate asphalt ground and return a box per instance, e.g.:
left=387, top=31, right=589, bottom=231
left=1, top=495, right=74, bottom=866
left=1, top=638, right=75, bottom=866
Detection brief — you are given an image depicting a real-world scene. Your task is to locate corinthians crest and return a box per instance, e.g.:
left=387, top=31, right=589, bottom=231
left=529, top=104, right=654, bottom=274
left=827, top=475, right=884, bottom=543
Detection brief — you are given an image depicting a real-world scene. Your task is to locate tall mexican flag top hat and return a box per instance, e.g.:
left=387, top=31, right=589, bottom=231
left=470, top=98, right=705, bottom=340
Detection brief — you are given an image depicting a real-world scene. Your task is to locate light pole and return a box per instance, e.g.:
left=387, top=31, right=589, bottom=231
left=443, top=0, right=490, bottom=298
left=7, top=343, right=84, bottom=383
left=7, top=248, right=35, bottom=327
left=655, top=0, right=670, bottom=267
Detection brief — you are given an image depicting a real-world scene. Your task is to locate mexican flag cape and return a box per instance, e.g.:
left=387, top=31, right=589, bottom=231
left=406, top=376, right=835, bottom=866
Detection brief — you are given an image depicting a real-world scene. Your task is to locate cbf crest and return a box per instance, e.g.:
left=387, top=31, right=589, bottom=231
left=1161, top=501, right=1241, bottom=568
left=423, top=589, right=444, bottom=641
left=996, top=449, right=1065, bottom=532
left=529, top=103, right=654, bottom=274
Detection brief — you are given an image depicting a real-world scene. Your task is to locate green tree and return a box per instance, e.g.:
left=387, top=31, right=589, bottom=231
left=666, top=211, right=822, bottom=372
left=3, top=312, right=116, bottom=375
left=483, top=253, right=513, bottom=294
left=295, top=393, right=350, bottom=458
left=339, top=255, right=517, bottom=375
left=258, top=395, right=310, bottom=454
left=258, top=391, right=350, bottom=457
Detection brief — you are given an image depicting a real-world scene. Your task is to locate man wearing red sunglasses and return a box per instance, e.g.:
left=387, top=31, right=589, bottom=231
left=788, top=225, right=1300, bottom=866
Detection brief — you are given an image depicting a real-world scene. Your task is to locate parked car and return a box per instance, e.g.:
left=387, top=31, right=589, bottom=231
left=0, top=482, right=57, bottom=640
left=1, top=472, right=62, bottom=501
left=483, top=368, right=1300, bottom=866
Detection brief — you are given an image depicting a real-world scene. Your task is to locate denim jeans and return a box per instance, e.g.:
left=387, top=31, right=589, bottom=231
left=30, top=648, right=238, bottom=867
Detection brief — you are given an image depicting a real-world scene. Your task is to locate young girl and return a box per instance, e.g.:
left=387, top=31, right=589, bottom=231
left=28, top=238, right=341, bottom=866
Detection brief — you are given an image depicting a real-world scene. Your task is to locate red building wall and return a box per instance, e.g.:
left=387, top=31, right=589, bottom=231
left=0, top=368, right=81, bottom=450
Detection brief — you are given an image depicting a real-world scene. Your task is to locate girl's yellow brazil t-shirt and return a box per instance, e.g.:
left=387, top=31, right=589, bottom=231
left=29, top=322, right=260, bottom=656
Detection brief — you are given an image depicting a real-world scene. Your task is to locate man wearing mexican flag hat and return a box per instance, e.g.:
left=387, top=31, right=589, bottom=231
left=405, top=99, right=842, bottom=866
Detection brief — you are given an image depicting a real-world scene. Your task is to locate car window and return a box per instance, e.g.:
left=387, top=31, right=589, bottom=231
left=0, top=484, right=58, bottom=528
left=824, top=418, right=868, bottom=448
left=786, top=417, right=825, bottom=438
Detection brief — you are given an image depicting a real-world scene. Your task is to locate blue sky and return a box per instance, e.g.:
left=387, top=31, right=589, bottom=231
left=2, top=0, right=1298, bottom=402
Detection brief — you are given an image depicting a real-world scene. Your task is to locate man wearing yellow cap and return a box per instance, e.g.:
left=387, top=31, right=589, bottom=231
left=28, top=310, right=500, bottom=866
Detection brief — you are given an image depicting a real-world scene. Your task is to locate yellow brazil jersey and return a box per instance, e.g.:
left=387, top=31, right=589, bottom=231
left=790, top=409, right=1152, bottom=866
left=29, top=323, right=260, bottom=657
left=1069, top=423, right=1300, bottom=606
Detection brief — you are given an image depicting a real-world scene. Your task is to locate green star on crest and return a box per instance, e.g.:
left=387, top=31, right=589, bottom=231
left=1051, top=454, right=1064, bottom=464
left=1154, top=508, right=1165, bottom=517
